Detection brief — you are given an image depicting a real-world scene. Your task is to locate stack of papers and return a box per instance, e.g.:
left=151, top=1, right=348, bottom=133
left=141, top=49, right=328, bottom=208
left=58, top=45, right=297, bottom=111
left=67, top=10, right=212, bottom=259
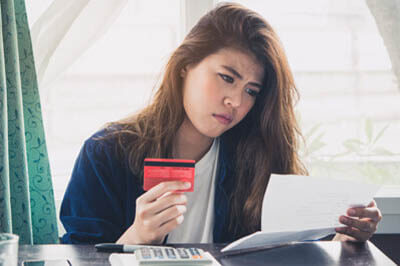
left=222, top=174, right=380, bottom=252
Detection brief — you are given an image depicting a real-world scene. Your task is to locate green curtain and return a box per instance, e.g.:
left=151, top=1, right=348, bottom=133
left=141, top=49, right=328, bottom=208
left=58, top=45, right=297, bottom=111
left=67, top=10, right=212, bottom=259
left=0, top=0, right=58, bottom=244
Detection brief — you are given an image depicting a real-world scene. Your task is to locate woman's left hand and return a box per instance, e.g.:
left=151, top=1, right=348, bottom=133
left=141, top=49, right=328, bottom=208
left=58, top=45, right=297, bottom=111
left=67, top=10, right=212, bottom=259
left=333, top=200, right=382, bottom=242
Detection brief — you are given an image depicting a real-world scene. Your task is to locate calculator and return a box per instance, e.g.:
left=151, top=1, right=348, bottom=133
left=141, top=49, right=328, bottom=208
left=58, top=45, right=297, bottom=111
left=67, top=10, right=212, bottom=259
left=135, top=247, right=214, bottom=265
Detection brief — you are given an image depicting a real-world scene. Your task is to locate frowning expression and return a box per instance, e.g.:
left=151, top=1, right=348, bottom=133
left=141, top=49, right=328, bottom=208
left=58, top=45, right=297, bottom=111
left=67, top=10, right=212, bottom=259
left=181, top=47, right=264, bottom=138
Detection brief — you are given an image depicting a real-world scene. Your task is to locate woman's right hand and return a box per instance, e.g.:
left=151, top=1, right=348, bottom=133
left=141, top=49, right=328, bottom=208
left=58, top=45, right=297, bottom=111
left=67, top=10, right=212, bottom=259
left=116, top=181, right=190, bottom=244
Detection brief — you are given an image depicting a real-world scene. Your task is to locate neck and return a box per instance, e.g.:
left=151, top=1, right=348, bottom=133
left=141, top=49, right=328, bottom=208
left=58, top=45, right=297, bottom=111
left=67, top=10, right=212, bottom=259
left=173, top=117, right=214, bottom=162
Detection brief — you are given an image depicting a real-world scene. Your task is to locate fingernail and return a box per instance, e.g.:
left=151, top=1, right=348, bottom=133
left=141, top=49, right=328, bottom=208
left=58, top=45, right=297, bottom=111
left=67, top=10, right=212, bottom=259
left=184, top=182, right=191, bottom=189
left=177, top=205, right=187, bottom=214
left=180, top=195, right=187, bottom=203
left=176, top=215, right=184, bottom=224
left=340, top=216, right=347, bottom=223
left=349, top=209, right=356, bottom=216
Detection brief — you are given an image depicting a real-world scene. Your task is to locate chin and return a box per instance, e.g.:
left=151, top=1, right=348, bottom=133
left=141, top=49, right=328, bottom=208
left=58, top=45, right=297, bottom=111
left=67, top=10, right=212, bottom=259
left=201, top=129, right=227, bottom=139
left=208, top=133, right=223, bottom=138
left=196, top=123, right=233, bottom=139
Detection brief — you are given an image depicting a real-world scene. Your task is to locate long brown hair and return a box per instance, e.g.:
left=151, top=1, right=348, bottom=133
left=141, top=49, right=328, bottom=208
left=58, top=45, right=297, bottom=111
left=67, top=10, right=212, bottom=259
left=106, top=2, right=307, bottom=237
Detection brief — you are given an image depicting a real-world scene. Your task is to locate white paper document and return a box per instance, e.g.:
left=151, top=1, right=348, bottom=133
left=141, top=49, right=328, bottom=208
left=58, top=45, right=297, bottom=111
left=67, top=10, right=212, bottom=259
left=221, top=174, right=380, bottom=252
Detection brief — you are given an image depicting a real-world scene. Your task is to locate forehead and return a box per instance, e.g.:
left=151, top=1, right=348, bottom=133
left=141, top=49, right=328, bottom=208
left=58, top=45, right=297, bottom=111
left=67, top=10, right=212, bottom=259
left=204, top=47, right=264, bottom=82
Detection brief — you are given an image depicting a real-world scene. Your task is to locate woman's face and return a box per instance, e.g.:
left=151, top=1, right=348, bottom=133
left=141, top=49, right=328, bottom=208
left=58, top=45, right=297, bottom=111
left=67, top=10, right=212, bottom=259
left=181, top=47, right=264, bottom=139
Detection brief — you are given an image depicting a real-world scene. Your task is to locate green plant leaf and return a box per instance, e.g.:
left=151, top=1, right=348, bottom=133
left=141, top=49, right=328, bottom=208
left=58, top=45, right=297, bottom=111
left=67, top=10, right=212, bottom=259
left=308, top=141, right=326, bottom=154
left=365, top=118, right=373, bottom=143
left=306, top=132, right=326, bottom=155
left=372, top=147, right=395, bottom=156
left=305, top=123, right=322, bottom=140
left=330, top=150, right=352, bottom=158
left=373, top=124, right=390, bottom=145
left=360, top=164, right=391, bottom=184
left=343, top=139, right=363, bottom=153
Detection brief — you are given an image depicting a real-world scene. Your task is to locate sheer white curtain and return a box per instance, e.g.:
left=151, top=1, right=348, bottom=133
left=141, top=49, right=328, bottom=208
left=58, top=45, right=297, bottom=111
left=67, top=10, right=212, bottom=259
left=366, top=0, right=400, bottom=91
left=27, top=0, right=181, bottom=236
left=31, top=0, right=128, bottom=89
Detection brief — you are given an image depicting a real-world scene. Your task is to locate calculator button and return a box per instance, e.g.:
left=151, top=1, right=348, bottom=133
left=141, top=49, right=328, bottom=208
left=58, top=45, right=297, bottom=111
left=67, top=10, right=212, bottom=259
left=189, top=248, right=196, bottom=256
left=165, top=248, right=177, bottom=259
left=177, top=248, right=190, bottom=259
left=139, top=248, right=152, bottom=259
left=153, top=248, right=164, bottom=259
left=193, top=248, right=202, bottom=256
left=187, top=248, right=199, bottom=259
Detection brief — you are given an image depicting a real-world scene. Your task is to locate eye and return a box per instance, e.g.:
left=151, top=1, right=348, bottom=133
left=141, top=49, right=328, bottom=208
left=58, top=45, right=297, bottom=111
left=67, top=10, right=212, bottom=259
left=245, top=88, right=259, bottom=97
left=218, top=73, right=234, bottom=83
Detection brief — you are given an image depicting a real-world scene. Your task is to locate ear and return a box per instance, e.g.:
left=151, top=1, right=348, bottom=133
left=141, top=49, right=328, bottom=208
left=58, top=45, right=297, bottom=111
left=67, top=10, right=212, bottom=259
left=180, top=67, right=187, bottom=78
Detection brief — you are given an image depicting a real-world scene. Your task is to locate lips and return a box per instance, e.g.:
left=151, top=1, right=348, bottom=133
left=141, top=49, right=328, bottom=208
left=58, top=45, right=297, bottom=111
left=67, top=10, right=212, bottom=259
left=213, top=113, right=233, bottom=125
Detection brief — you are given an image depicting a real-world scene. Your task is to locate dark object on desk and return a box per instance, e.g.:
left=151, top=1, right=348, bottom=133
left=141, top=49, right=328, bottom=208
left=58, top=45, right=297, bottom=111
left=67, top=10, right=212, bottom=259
left=371, top=233, right=400, bottom=265
left=314, top=233, right=400, bottom=265
left=215, top=242, right=390, bottom=266
left=95, top=243, right=166, bottom=253
left=19, top=245, right=110, bottom=265
left=95, top=243, right=128, bottom=253
left=22, top=259, right=71, bottom=266
left=19, top=241, right=396, bottom=266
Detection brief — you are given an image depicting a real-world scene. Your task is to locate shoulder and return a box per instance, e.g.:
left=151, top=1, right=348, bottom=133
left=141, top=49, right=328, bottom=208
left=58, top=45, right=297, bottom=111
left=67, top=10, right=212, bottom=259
left=82, top=124, right=143, bottom=174
left=83, top=124, right=133, bottom=160
left=71, top=125, right=140, bottom=190
left=85, top=124, right=123, bottom=145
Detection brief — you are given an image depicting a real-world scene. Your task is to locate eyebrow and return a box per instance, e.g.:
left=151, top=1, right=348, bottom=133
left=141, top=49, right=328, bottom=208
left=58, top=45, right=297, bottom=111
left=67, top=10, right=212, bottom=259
left=221, top=65, right=263, bottom=89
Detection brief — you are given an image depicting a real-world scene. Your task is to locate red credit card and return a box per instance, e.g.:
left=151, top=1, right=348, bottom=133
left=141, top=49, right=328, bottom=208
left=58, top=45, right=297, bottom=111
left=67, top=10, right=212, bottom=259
left=143, top=158, right=195, bottom=192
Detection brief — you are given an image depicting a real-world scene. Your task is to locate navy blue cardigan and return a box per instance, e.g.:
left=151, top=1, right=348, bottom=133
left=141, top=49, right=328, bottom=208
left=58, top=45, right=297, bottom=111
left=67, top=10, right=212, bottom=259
left=60, top=129, right=238, bottom=244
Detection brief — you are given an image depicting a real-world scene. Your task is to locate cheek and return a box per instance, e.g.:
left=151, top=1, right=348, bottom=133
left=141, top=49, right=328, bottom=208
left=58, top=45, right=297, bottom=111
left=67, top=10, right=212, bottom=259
left=236, top=100, right=255, bottom=121
left=203, top=81, right=221, bottom=104
left=186, top=78, right=220, bottom=108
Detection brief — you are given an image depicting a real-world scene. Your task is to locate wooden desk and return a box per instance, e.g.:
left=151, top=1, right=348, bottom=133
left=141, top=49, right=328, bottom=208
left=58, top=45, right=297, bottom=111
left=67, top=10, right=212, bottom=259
left=18, top=241, right=396, bottom=266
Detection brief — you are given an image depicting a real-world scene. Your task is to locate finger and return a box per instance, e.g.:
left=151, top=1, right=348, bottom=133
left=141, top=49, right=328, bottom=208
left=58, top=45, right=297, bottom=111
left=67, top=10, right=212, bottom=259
left=347, top=206, right=382, bottom=222
left=157, top=215, right=185, bottom=236
left=335, top=226, right=370, bottom=242
left=148, top=193, right=187, bottom=214
left=367, top=200, right=376, bottom=208
left=157, top=191, right=175, bottom=200
left=137, top=203, right=186, bottom=230
left=334, top=231, right=358, bottom=242
left=153, top=204, right=187, bottom=226
left=339, top=216, right=376, bottom=233
left=141, top=181, right=191, bottom=202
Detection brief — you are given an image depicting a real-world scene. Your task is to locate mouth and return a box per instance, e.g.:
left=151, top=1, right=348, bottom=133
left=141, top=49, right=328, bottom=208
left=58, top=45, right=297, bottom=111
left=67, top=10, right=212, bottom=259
left=212, top=113, right=233, bottom=125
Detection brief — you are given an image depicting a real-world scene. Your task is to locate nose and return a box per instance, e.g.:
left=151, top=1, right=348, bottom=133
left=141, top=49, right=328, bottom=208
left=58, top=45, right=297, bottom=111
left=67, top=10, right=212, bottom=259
left=224, top=90, right=242, bottom=108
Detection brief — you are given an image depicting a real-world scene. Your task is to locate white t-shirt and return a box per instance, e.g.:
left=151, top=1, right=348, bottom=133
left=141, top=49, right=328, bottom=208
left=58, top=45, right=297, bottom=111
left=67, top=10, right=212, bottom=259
left=166, top=138, right=220, bottom=243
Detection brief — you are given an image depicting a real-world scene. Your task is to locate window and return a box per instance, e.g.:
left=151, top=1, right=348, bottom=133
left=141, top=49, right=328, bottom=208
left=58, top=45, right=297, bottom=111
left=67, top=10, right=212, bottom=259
left=217, top=0, right=400, bottom=186
left=215, top=0, right=400, bottom=234
left=27, top=0, right=399, bottom=235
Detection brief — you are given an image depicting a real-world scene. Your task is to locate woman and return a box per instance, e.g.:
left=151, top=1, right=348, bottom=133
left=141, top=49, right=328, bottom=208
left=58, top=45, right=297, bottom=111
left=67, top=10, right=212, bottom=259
left=60, top=2, right=381, bottom=244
